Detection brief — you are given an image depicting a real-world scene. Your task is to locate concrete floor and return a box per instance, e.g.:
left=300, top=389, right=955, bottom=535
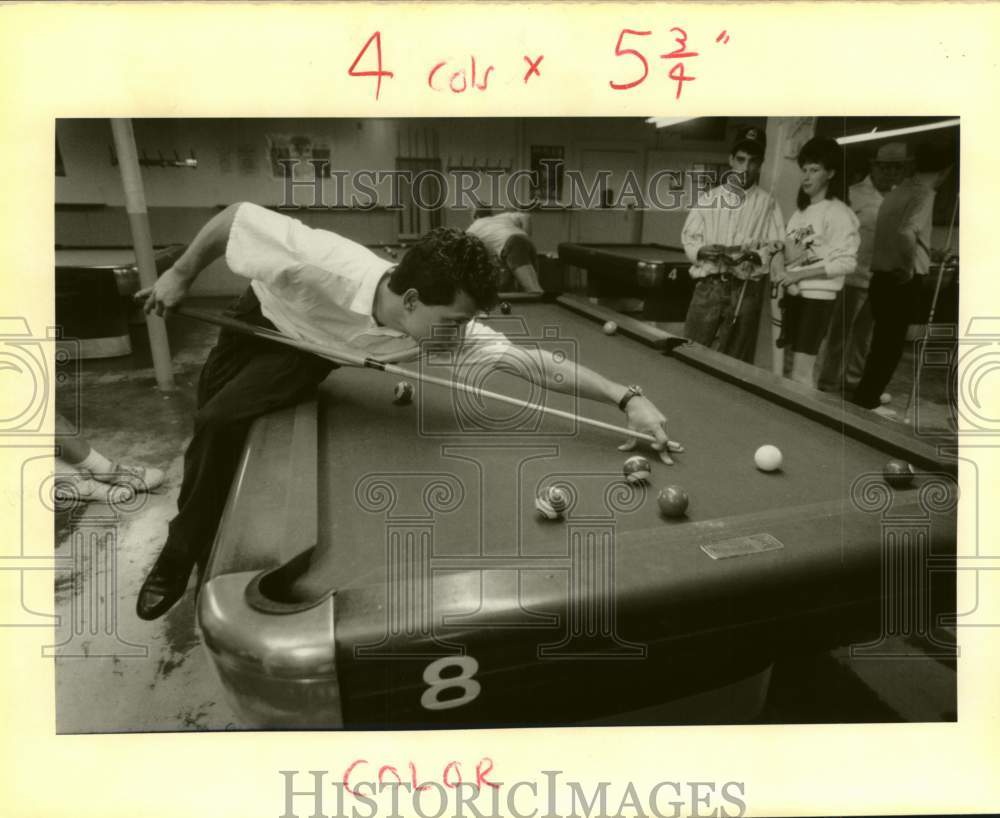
left=53, top=297, right=958, bottom=733
left=55, top=300, right=240, bottom=732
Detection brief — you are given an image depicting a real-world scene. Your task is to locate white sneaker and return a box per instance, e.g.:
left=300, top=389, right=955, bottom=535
left=78, top=462, right=165, bottom=493
left=53, top=474, right=134, bottom=509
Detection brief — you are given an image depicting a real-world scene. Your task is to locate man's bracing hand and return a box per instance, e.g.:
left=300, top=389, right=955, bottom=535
left=618, top=396, right=685, bottom=465
left=135, top=268, right=191, bottom=317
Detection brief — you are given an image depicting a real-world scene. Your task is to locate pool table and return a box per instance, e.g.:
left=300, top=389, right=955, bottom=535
left=198, top=294, right=957, bottom=729
left=55, top=244, right=187, bottom=358
left=557, top=242, right=695, bottom=320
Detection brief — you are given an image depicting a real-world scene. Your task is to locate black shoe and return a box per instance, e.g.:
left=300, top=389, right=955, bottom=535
left=136, top=551, right=194, bottom=621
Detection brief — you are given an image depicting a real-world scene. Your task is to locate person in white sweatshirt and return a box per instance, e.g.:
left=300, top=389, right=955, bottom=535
left=779, top=137, right=861, bottom=386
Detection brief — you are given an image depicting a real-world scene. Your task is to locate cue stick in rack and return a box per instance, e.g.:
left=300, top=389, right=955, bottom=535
left=172, top=306, right=661, bottom=445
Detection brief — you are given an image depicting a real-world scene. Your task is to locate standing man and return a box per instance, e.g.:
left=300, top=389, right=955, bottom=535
left=681, top=126, right=785, bottom=363
left=852, top=143, right=953, bottom=413
left=816, top=142, right=908, bottom=395
left=466, top=209, right=543, bottom=292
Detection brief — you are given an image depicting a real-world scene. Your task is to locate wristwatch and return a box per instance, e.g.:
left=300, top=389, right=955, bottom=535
left=617, top=385, right=644, bottom=412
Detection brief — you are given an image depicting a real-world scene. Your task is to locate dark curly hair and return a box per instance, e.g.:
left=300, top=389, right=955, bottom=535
left=387, top=227, right=500, bottom=309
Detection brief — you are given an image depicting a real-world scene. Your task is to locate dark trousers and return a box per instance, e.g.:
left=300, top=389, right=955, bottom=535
left=816, top=285, right=873, bottom=394
left=160, top=287, right=337, bottom=573
left=852, top=272, right=921, bottom=409
left=684, top=276, right=766, bottom=363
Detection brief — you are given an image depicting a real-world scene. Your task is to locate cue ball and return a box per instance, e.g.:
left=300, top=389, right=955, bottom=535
left=602, top=321, right=618, bottom=335
left=535, top=486, right=569, bottom=520
left=883, top=459, right=915, bottom=489
left=754, top=444, right=783, bottom=472
left=392, top=381, right=414, bottom=405
left=657, top=485, right=689, bottom=518
left=499, top=301, right=512, bottom=315
left=623, top=455, right=652, bottom=484
left=879, top=392, right=892, bottom=405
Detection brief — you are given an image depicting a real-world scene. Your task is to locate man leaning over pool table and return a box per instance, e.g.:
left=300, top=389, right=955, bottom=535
left=133, top=202, right=682, bottom=621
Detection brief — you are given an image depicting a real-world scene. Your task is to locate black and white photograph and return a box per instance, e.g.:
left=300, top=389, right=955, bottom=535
left=51, top=115, right=959, bottom=732
left=4, top=4, right=1000, bottom=818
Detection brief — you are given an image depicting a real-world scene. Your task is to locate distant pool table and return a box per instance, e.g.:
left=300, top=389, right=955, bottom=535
left=55, top=244, right=186, bottom=358
left=198, top=294, right=957, bottom=729
left=557, top=242, right=695, bottom=320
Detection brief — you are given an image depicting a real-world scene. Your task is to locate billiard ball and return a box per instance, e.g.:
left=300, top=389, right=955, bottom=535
left=754, top=444, right=783, bottom=472
left=879, top=392, right=892, bottom=405
left=883, top=459, right=915, bottom=489
left=602, top=321, right=618, bottom=335
left=535, top=486, right=569, bottom=520
left=657, top=485, right=689, bottom=518
left=499, top=301, right=512, bottom=315
left=392, top=381, right=414, bottom=405
left=622, top=455, right=652, bottom=484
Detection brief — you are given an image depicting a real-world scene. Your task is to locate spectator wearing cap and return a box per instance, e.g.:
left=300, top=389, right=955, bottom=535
left=681, top=125, right=785, bottom=363
left=466, top=209, right=543, bottom=292
left=816, top=142, right=909, bottom=394
left=779, top=137, right=861, bottom=386
left=851, top=142, right=953, bottom=413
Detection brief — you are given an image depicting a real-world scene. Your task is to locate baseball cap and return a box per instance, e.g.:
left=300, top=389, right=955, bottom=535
left=732, top=125, right=766, bottom=157
left=874, top=142, right=913, bottom=163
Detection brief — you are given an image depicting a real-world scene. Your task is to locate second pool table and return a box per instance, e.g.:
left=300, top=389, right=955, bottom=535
left=198, top=294, right=957, bottom=729
left=557, top=242, right=695, bottom=320
left=55, top=244, right=187, bottom=358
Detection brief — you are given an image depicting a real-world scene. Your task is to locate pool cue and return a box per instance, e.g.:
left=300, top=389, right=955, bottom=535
left=928, top=195, right=959, bottom=326
left=903, top=195, right=960, bottom=422
left=172, top=306, right=662, bottom=445
left=730, top=277, right=750, bottom=326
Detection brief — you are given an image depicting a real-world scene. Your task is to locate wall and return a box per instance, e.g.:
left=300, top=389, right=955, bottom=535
left=56, top=117, right=765, bottom=294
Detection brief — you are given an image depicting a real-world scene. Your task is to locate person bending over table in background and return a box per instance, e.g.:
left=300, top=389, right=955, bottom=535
left=681, top=126, right=785, bottom=363
left=815, top=142, right=908, bottom=396
left=778, top=137, right=860, bottom=387
left=466, top=208, right=543, bottom=293
left=133, top=202, right=679, bottom=621
left=850, top=143, right=952, bottom=416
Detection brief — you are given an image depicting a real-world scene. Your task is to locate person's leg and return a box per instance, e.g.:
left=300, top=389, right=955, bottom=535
left=843, top=287, right=874, bottom=392
left=816, top=290, right=848, bottom=392
left=779, top=294, right=803, bottom=379
left=55, top=413, right=164, bottom=498
left=711, top=279, right=738, bottom=353
left=853, top=276, right=885, bottom=407
left=720, top=278, right=766, bottom=363
left=853, top=275, right=908, bottom=408
left=138, top=345, right=335, bottom=620
left=790, top=298, right=835, bottom=387
left=53, top=414, right=123, bottom=506
left=790, top=351, right=816, bottom=386
left=853, top=275, right=914, bottom=408
left=137, top=293, right=336, bottom=620
left=684, top=278, right=725, bottom=347
left=55, top=412, right=91, bottom=464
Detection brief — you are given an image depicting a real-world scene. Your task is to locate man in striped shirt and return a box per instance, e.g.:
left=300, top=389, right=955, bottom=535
left=681, top=126, right=785, bottom=363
